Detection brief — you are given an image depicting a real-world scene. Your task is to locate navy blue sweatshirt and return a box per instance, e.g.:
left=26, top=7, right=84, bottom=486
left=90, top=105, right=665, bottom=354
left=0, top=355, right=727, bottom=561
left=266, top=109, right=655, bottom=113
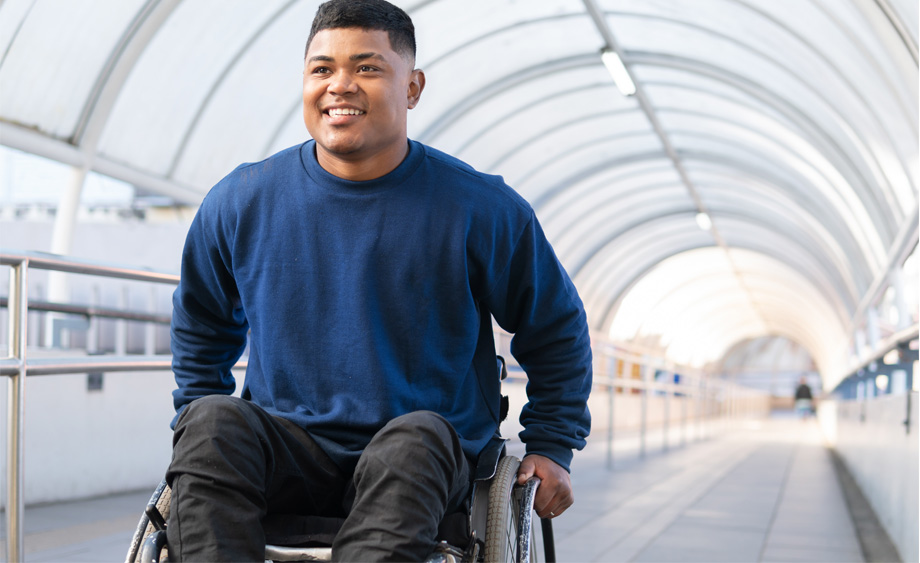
left=171, top=140, right=592, bottom=472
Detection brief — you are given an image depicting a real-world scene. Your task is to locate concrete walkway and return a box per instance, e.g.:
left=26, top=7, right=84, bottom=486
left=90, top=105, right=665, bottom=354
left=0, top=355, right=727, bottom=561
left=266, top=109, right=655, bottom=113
left=1, top=414, right=863, bottom=562
left=557, top=414, right=863, bottom=562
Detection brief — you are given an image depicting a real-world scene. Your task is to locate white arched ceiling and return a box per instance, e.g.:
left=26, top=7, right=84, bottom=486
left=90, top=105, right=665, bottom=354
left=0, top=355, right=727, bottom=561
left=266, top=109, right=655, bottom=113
left=0, top=0, right=916, bottom=388
left=609, top=248, right=850, bottom=383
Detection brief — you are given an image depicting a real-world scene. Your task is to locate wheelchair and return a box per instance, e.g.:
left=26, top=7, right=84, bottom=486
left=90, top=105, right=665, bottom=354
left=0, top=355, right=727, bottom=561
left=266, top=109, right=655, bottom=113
left=127, top=358, right=556, bottom=562
left=125, top=440, right=555, bottom=563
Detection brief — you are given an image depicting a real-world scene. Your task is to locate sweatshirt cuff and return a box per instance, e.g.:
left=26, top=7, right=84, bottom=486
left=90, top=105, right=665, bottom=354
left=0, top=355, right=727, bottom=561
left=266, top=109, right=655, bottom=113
left=523, top=441, right=573, bottom=473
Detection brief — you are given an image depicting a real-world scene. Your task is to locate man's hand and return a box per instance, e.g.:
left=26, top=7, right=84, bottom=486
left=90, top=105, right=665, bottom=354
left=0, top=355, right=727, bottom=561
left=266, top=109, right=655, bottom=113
left=516, top=454, right=573, bottom=519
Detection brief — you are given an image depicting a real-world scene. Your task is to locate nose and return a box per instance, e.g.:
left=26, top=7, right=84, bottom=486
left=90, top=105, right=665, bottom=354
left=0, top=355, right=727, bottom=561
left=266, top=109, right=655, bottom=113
left=328, top=70, right=358, bottom=96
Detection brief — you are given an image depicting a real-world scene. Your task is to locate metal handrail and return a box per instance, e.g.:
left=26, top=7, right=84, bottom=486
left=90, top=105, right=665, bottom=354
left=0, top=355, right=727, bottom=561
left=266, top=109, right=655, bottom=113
left=0, top=249, right=180, bottom=284
left=0, top=355, right=249, bottom=377
left=0, top=296, right=172, bottom=324
left=0, top=250, right=181, bottom=563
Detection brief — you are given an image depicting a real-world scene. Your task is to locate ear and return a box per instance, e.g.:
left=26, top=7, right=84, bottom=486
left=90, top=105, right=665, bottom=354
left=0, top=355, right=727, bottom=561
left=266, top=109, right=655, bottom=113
left=407, top=69, right=426, bottom=109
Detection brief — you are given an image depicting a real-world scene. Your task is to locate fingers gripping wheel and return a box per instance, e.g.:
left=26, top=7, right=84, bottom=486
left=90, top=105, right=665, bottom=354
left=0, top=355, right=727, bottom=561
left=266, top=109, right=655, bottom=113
left=484, top=456, right=543, bottom=563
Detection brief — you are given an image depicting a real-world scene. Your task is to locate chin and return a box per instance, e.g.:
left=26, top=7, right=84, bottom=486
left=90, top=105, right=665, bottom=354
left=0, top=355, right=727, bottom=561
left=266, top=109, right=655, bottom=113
left=318, top=139, right=364, bottom=157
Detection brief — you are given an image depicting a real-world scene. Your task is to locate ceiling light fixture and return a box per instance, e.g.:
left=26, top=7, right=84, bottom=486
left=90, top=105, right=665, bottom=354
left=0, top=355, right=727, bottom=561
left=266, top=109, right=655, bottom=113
left=695, top=212, right=712, bottom=231
left=601, top=48, right=636, bottom=96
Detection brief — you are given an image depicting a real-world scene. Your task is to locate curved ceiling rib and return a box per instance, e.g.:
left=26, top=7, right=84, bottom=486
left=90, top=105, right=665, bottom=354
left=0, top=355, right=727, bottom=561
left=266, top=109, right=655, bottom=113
left=165, top=0, right=300, bottom=179
left=580, top=218, right=853, bottom=334
left=417, top=54, right=601, bottom=144
left=505, top=112, right=880, bottom=293
left=548, top=184, right=859, bottom=319
left=532, top=147, right=871, bottom=296
left=73, top=0, right=182, bottom=151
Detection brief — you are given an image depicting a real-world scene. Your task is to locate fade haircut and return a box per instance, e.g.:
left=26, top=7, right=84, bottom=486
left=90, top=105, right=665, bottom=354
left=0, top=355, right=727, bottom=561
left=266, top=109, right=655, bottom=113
left=305, top=0, right=416, bottom=62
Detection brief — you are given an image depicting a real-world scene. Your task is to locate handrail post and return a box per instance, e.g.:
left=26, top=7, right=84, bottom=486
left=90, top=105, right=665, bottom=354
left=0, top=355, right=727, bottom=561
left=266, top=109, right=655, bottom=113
left=606, top=354, right=615, bottom=470
left=639, top=363, right=648, bottom=458
left=680, top=378, right=687, bottom=446
left=6, top=259, right=28, bottom=563
left=695, top=378, right=703, bottom=441
left=662, top=372, right=670, bottom=452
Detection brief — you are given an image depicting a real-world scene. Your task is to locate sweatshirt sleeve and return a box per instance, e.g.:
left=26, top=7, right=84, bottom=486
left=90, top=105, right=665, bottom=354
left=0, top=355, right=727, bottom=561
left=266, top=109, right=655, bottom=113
left=483, top=211, right=592, bottom=472
left=169, top=192, right=249, bottom=428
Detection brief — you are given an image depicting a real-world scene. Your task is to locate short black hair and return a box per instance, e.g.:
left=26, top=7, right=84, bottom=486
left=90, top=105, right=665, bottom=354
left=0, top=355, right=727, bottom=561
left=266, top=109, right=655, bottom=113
left=305, top=0, right=416, bottom=61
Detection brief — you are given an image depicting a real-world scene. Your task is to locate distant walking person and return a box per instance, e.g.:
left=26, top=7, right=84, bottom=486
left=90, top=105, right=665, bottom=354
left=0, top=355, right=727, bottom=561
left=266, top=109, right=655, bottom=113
left=794, top=376, right=814, bottom=418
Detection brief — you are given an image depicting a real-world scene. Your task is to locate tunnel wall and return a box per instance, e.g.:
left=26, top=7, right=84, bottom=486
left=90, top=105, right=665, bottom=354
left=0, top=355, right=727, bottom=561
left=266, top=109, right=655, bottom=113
left=819, top=392, right=919, bottom=562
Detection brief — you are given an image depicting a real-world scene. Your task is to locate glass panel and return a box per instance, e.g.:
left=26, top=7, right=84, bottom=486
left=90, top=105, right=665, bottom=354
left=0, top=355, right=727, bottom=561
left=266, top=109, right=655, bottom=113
left=576, top=219, right=714, bottom=320
left=716, top=218, right=861, bottom=312
left=513, top=132, right=662, bottom=205
left=97, top=0, right=293, bottom=176
left=446, top=80, right=640, bottom=174
left=541, top=164, right=681, bottom=230
left=493, top=111, right=655, bottom=189
left=173, top=1, right=319, bottom=188
left=0, top=0, right=35, bottom=58
left=668, top=123, right=886, bottom=264
left=417, top=66, right=615, bottom=154
left=693, top=177, right=861, bottom=300
left=904, top=245, right=919, bottom=326
left=411, top=14, right=601, bottom=140
left=601, top=0, right=911, bottom=252
left=549, top=182, right=692, bottom=274
left=888, top=0, right=919, bottom=46
left=0, top=0, right=146, bottom=138
left=409, top=0, right=585, bottom=67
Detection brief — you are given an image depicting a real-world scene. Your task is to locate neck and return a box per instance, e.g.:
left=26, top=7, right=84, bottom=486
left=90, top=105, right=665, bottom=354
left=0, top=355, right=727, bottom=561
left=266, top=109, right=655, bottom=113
left=316, top=141, right=410, bottom=181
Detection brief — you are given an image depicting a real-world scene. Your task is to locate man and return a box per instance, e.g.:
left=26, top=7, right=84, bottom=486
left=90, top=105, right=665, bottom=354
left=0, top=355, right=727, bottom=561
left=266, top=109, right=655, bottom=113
left=794, top=376, right=814, bottom=418
left=166, top=1, right=592, bottom=561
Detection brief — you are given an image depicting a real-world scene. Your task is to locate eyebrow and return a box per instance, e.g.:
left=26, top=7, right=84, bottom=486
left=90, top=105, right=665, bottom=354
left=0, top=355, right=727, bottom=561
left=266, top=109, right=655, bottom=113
left=306, top=52, right=387, bottom=64
left=350, top=52, right=385, bottom=62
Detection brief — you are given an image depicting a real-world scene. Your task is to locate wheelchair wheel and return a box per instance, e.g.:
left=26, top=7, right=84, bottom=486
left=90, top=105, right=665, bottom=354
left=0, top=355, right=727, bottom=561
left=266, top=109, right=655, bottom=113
left=484, top=455, right=519, bottom=562
left=126, top=481, right=171, bottom=563
left=483, top=456, right=543, bottom=563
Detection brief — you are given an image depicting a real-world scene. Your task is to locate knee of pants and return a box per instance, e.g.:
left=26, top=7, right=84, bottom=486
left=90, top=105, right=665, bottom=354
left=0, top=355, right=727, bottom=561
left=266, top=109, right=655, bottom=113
left=171, top=395, right=267, bottom=463
left=175, top=395, right=250, bottom=433
left=360, top=411, right=460, bottom=469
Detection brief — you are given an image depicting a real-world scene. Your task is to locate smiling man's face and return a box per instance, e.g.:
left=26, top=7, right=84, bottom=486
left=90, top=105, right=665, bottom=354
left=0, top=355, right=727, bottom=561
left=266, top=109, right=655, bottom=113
left=303, top=27, right=424, bottom=180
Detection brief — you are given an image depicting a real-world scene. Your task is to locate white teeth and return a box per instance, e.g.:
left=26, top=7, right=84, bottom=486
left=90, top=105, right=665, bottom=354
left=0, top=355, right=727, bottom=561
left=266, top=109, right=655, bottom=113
left=328, top=108, right=365, bottom=116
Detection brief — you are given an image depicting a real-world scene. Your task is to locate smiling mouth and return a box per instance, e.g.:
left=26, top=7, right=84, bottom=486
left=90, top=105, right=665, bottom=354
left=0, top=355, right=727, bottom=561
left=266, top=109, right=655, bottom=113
left=326, top=108, right=366, bottom=117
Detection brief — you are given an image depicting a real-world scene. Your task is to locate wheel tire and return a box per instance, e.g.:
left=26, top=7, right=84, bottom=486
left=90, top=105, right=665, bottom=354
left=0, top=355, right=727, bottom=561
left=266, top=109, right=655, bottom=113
left=484, top=456, right=520, bottom=562
left=130, top=484, right=172, bottom=563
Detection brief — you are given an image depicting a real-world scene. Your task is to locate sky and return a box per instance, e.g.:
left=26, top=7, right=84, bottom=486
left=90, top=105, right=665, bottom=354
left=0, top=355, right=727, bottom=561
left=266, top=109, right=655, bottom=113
left=0, top=145, right=135, bottom=206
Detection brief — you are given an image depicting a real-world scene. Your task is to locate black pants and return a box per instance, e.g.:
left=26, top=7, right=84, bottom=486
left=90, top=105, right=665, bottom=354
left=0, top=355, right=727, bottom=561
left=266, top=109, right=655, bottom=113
left=166, top=396, right=472, bottom=562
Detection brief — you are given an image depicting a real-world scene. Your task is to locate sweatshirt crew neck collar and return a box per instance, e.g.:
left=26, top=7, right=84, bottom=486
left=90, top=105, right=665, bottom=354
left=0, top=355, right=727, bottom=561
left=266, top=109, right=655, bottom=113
left=300, top=140, right=424, bottom=194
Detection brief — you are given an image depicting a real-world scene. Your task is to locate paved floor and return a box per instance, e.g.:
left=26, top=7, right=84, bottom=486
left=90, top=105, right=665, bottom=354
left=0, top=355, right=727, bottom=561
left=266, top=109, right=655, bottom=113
left=557, top=414, right=863, bottom=562
left=1, top=414, right=862, bottom=562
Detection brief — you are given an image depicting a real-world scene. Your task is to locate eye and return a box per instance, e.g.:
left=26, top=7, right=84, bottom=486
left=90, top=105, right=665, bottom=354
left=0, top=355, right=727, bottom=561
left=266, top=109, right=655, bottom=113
left=358, top=65, right=378, bottom=73
left=311, top=66, right=331, bottom=75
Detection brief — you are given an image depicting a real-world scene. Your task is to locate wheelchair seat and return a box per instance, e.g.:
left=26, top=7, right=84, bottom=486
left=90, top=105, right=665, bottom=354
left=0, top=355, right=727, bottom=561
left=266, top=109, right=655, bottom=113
left=125, top=440, right=554, bottom=563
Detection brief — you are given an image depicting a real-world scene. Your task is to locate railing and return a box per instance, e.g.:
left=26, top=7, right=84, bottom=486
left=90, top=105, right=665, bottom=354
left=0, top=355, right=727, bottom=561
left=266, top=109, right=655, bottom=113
left=494, top=333, right=772, bottom=469
left=0, top=250, right=180, bottom=563
left=1, top=250, right=769, bottom=563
